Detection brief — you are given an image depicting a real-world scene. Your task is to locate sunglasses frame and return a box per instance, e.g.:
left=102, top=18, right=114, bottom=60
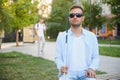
left=69, top=13, right=84, bottom=18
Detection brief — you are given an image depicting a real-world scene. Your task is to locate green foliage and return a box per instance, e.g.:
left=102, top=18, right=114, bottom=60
left=82, top=1, right=105, bottom=29
left=3, top=30, right=17, bottom=42
left=46, top=25, right=64, bottom=39
left=46, top=0, right=73, bottom=39
left=0, top=0, right=14, bottom=30
left=102, top=0, right=120, bottom=15
left=11, top=0, right=39, bottom=30
left=102, top=0, right=120, bottom=27
left=0, top=0, right=39, bottom=44
left=0, top=0, right=39, bottom=31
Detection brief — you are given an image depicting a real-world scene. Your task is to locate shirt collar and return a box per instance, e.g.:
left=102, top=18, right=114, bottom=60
left=67, top=28, right=86, bottom=36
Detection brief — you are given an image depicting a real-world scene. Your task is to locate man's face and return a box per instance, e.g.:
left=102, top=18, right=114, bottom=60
left=69, top=8, right=84, bottom=28
left=39, top=19, right=44, bottom=23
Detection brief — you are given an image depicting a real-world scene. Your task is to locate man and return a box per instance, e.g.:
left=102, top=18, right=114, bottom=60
left=55, top=5, right=99, bottom=80
left=35, top=18, right=46, bottom=55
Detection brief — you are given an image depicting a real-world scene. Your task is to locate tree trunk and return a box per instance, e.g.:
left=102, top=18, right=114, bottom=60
left=16, top=29, right=19, bottom=46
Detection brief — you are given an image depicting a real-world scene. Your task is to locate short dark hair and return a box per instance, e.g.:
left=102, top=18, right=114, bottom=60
left=69, top=5, right=84, bottom=14
left=40, top=17, right=44, bottom=20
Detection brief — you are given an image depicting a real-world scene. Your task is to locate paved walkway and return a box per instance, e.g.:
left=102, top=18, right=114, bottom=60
left=0, top=42, right=120, bottom=79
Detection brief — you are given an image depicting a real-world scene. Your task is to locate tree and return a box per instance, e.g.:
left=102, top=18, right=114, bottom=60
left=102, top=0, right=120, bottom=34
left=46, top=0, right=73, bottom=39
left=10, top=0, right=39, bottom=46
left=0, top=0, right=15, bottom=49
left=0, top=0, right=13, bottom=30
left=0, top=0, right=39, bottom=46
left=82, top=1, right=105, bottom=30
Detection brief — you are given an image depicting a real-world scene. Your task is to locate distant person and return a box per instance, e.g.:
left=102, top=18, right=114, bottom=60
left=35, top=18, right=46, bottom=55
left=18, top=30, right=23, bottom=42
left=55, top=5, right=99, bottom=80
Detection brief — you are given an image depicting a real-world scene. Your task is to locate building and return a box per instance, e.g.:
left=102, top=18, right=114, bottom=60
left=32, top=0, right=52, bottom=17
left=78, top=0, right=118, bottom=38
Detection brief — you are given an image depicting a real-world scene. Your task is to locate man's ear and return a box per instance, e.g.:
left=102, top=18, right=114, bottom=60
left=82, top=16, right=85, bottom=22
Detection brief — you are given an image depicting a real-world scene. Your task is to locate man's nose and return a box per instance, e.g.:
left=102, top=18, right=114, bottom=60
left=74, top=15, right=77, bottom=18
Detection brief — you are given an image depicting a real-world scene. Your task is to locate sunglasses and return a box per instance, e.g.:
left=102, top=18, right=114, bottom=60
left=69, top=13, right=84, bottom=18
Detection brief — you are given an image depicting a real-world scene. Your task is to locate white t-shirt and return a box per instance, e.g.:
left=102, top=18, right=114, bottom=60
left=69, top=36, right=87, bottom=71
left=35, top=23, right=46, bottom=37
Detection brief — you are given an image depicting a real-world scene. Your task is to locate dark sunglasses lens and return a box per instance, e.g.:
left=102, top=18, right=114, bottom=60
left=69, top=13, right=83, bottom=18
left=76, top=14, right=82, bottom=17
left=69, top=14, right=74, bottom=18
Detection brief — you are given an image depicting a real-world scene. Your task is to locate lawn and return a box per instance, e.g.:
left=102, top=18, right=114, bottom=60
left=0, top=52, right=58, bottom=80
left=98, top=39, right=120, bottom=45
left=47, top=38, right=120, bottom=45
left=99, top=46, right=120, bottom=57
left=0, top=52, right=105, bottom=80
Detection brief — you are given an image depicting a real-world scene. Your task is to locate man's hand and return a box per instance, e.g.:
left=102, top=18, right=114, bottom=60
left=85, top=68, right=96, bottom=78
left=60, top=66, right=68, bottom=74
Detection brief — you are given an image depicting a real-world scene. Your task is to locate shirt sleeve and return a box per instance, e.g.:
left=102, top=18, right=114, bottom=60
left=88, top=34, right=99, bottom=71
left=43, top=24, right=46, bottom=30
left=55, top=33, right=64, bottom=71
left=34, top=24, right=37, bottom=29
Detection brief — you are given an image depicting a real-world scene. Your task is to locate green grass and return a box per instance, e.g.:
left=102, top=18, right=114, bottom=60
left=95, top=70, right=106, bottom=74
left=99, top=46, right=120, bottom=57
left=98, top=39, right=120, bottom=45
left=0, top=52, right=58, bottom=80
left=46, top=38, right=120, bottom=45
left=46, top=38, right=56, bottom=42
left=0, top=52, right=106, bottom=80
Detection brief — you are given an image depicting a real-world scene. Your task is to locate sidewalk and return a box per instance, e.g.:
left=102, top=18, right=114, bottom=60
left=0, top=42, right=55, bottom=61
left=99, top=44, right=120, bottom=47
left=0, top=42, right=120, bottom=79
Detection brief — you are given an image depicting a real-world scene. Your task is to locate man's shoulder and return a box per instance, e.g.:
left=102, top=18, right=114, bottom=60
left=35, top=23, right=39, bottom=27
left=58, top=31, right=65, bottom=36
left=83, top=29, right=96, bottom=36
left=57, top=31, right=67, bottom=39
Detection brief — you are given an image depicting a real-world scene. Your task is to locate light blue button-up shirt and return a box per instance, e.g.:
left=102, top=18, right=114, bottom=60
left=55, top=28, right=99, bottom=77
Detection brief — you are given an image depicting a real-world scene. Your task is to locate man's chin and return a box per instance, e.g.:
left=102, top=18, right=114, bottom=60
left=71, top=24, right=80, bottom=28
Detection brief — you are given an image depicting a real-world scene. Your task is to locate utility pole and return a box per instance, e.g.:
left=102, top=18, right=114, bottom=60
left=89, top=0, right=92, bottom=31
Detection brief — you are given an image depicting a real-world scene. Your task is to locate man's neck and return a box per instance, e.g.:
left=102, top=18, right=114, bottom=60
left=39, top=22, right=43, bottom=24
left=71, top=26, right=82, bottom=37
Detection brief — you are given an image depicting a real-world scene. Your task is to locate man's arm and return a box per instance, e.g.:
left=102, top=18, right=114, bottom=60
left=89, top=34, right=99, bottom=70
left=34, top=24, right=38, bottom=36
left=55, top=33, right=64, bottom=71
left=44, top=24, right=46, bottom=31
left=86, top=34, right=99, bottom=78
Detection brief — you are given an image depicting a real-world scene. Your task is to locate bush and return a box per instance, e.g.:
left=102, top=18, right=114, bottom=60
left=3, top=31, right=16, bottom=42
left=46, top=26, right=64, bottom=39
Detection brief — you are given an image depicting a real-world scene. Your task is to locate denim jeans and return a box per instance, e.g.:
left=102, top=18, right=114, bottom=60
left=59, top=72, right=96, bottom=80
left=66, top=75, right=95, bottom=80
